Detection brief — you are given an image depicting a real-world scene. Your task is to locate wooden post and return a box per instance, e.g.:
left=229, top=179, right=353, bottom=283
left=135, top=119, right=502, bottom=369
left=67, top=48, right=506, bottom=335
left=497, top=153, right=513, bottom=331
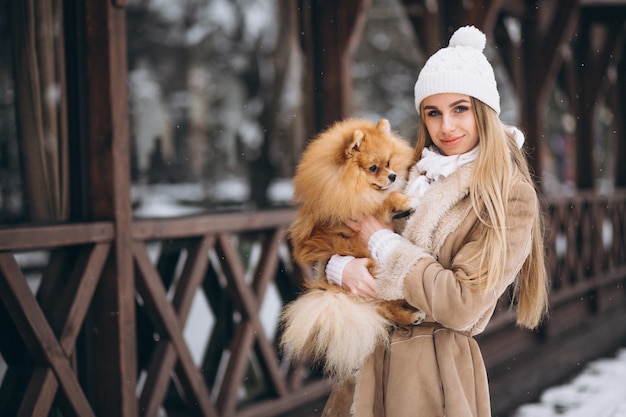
left=574, top=8, right=624, bottom=190
left=81, top=1, right=137, bottom=416
left=400, top=0, right=446, bottom=56
left=616, top=40, right=626, bottom=188
left=518, top=0, right=579, bottom=189
left=305, top=0, right=371, bottom=132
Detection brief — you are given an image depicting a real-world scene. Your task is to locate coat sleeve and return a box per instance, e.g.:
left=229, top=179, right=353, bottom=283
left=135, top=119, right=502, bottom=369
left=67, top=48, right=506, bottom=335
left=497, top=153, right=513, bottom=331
left=377, top=181, right=536, bottom=331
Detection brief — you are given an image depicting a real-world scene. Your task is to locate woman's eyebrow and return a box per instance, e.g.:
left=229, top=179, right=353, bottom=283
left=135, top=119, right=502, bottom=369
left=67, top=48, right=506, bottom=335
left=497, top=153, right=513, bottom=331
left=424, top=99, right=470, bottom=111
left=450, top=99, right=470, bottom=107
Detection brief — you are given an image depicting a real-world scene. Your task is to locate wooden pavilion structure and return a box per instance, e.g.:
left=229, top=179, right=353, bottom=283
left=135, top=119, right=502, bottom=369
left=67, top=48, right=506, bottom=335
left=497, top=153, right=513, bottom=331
left=0, top=0, right=625, bottom=416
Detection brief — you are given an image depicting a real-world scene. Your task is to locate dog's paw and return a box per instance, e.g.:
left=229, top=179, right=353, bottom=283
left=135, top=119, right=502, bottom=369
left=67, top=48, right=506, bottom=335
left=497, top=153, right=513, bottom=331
left=392, top=209, right=412, bottom=219
left=411, top=310, right=427, bottom=325
left=392, top=196, right=419, bottom=219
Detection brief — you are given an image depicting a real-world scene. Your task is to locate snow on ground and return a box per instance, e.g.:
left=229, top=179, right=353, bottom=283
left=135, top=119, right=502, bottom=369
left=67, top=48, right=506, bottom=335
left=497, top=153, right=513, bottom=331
left=512, top=348, right=626, bottom=417
left=131, top=178, right=294, bottom=219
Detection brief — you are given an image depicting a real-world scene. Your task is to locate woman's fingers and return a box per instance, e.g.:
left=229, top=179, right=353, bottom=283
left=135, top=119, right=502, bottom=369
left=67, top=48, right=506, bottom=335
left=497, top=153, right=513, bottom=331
left=345, top=218, right=361, bottom=232
left=342, top=257, right=377, bottom=299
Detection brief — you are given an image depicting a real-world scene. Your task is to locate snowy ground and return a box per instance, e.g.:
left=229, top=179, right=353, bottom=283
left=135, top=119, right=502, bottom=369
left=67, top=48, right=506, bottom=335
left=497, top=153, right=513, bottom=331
left=512, top=348, right=626, bottom=417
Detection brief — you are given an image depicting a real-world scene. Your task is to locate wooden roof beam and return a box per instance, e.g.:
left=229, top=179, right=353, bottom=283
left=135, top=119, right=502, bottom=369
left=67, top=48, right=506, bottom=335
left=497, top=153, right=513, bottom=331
left=400, top=0, right=446, bottom=55
left=532, top=0, right=581, bottom=106
left=303, top=0, right=371, bottom=130
left=616, top=39, right=626, bottom=187
left=575, top=10, right=626, bottom=188
left=464, top=0, right=505, bottom=34
left=515, top=0, right=580, bottom=186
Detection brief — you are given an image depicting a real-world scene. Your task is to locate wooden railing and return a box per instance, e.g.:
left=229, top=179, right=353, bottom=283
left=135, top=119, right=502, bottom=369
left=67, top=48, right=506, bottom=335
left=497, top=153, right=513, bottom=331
left=0, top=209, right=328, bottom=417
left=477, top=190, right=626, bottom=414
left=1, top=191, right=626, bottom=416
left=546, top=191, right=626, bottom=308
left=129, top=209, right=327, bottom=417
left=0, top=224, right=110, bottom=416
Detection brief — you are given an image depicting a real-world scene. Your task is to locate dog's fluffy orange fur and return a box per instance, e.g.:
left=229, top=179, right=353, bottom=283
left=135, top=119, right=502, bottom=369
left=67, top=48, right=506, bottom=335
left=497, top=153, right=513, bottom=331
left=280, top=118, right=425, bottom=381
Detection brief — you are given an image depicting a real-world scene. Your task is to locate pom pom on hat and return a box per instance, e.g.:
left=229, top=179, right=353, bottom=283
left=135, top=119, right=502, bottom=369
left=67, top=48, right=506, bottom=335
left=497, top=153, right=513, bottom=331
left=414, top=26, right=500, bottom=115
left=449, top=25, right=486, bottom=50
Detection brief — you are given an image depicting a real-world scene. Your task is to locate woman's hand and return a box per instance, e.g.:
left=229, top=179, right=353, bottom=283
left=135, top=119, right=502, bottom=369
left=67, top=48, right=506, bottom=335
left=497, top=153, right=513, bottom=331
left=345, top=215, right=392, bottom=246
left=341, top=257, right=377, bottom=299
left=339, top=215, right=394, bottom=299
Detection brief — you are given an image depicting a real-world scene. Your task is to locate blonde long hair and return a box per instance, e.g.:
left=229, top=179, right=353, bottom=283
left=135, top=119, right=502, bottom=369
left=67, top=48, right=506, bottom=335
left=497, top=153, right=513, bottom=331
left=414, top=98, right=549, bottom=329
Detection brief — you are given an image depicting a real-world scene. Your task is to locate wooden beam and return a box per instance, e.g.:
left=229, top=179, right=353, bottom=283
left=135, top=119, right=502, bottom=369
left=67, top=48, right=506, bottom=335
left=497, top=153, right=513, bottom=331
left=137, top=236, right=214, bottom=417
left=133, top=242, right=217, bottom=417
left=579, top=16, right=625, bottom=98
left=493, top=16, right=524, bottom=96
left=0, top=222, right=113, bottom=251
left=81, top=1, right=137, bottom=416
left=18, top=244, right=110, bottom=416
left=518, top=0, right=580, bottom=187
left=465, top=0, right=505, bottom=34
left=400, top=0, right=446, bottom=55
left=214, top=232, right=287, bottom=414
left=616, top=37, right=626, bottom=187
left=305, top=0, right=371, bottom=130
left=0, top=254, right=96, bottom=417
left=590, top=9, right=626, bottom=189
left=237, top=380, right=332, bottom=417
left=575, top=13, right=625, bottom=189
left=132, top=208, right=296, bottom=240
left=441, top=0, right=470, bottom=33
left=535, top=0, right=580, bottom=101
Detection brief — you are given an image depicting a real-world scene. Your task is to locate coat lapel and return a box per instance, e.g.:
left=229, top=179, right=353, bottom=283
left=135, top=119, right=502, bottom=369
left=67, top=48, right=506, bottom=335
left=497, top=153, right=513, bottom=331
left=402, top=163, right=475, bottom=257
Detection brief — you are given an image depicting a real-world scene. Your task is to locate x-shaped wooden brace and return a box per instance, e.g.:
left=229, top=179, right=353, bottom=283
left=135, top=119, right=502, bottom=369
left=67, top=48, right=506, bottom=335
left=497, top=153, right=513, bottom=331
left=135, top=236, right=217, bottom=416
left=212, top=230, right=288, bottom=415
left=133, top=229, right=289, bottom=416
left=133, top=237, right=219, bottom=417
left=0, top=244, right=110, bottom=417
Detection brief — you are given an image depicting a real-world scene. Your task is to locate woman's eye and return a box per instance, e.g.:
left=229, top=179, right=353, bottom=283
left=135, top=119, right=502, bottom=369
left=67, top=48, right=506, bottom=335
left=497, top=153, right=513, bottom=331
left=455, top=106, right=469, bottom=113
left=427, top=110, right=440, bottom=117
left=368, top=165, right=378, bottom=173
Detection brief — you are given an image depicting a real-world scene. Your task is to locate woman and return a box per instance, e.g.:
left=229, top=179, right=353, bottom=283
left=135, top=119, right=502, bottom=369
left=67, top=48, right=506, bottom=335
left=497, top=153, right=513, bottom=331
left=322, top=26, right=549, bottom=416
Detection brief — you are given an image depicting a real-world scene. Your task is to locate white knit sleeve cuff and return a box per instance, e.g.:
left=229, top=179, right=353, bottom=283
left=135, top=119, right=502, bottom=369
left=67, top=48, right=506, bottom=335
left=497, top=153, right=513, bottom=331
left=325, top=254, right=355, bottom=287
left=368, top=229, right=402, bottom=263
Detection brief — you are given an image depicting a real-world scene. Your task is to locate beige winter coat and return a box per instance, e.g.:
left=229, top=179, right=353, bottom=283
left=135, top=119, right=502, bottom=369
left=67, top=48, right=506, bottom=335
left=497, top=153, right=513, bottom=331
left=322, top=162, right=537, bottom=417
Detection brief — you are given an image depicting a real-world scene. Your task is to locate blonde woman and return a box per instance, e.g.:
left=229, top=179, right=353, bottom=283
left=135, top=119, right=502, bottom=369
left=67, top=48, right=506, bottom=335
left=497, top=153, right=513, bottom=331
left=322, top=26, right=549, bottom=416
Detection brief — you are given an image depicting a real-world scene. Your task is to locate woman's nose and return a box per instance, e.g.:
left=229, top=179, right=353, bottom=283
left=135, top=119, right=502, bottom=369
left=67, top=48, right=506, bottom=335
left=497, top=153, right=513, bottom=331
left=441, top=115, right=454, bottom=132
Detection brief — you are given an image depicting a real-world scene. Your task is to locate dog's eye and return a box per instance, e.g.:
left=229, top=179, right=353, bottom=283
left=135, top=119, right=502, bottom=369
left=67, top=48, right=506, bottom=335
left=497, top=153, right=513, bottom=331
left=368, top=165, right=378, bottom=173
left=386, top=161, right=390, bottom=167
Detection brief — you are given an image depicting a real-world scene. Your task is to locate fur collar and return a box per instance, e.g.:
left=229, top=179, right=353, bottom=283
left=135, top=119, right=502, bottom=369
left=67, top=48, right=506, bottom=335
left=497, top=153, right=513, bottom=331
left=402, top=162, right=475, bottom=257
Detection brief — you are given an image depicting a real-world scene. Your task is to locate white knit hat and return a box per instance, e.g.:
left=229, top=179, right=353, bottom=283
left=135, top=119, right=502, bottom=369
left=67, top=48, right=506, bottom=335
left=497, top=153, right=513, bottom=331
left=414, top=26, right=500, bottom=115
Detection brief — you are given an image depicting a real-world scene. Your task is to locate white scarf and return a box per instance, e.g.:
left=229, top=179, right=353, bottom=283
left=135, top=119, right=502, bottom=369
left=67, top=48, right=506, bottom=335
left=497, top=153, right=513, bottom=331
left=404, top=126, right=525, bottom=200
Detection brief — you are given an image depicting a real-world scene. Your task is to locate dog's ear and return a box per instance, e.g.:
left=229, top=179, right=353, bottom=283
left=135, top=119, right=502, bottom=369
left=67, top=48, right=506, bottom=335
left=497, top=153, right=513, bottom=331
left=345, top=129, right=365, bottom=158
left=377, top=119, right=391, bottom=133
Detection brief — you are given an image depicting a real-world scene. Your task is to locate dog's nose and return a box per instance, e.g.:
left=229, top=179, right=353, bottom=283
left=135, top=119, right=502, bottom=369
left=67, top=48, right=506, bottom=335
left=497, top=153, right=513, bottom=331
left=388, top=173, right=396, bottom=182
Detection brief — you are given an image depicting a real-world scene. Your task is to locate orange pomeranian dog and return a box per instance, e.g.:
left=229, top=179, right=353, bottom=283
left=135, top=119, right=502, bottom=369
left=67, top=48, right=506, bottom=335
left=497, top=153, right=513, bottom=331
left=280, top=118, right=425, bottom=381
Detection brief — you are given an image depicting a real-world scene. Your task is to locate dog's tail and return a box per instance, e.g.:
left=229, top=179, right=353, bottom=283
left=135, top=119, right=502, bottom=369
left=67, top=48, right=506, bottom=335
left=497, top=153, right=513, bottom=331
left=279, top=286, right=391, bottom=381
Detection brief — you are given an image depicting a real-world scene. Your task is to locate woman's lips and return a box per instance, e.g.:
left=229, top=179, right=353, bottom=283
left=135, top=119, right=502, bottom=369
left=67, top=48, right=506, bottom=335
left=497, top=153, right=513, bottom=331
left=440, top=135, right=463, bottom=146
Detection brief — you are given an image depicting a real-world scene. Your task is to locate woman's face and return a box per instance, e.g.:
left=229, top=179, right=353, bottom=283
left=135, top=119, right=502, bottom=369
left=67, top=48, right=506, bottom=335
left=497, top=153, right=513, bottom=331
left=421, top=93, right=479, bottom=156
